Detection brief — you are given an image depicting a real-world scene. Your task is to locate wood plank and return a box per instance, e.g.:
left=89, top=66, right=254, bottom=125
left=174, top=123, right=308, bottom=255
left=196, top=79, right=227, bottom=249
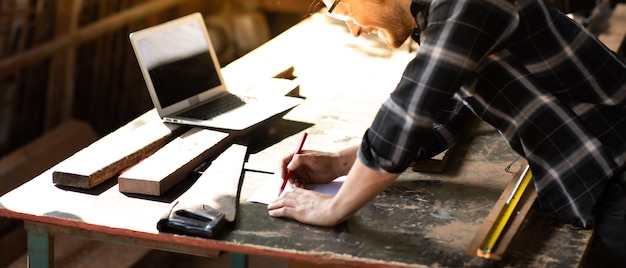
left=118, top=128, right=231, bottom=196
left=52, top=110, right=186, bottom=189
left=175, top=143, right=248, bottom=222
left=598, top=3, right=626, bottom=53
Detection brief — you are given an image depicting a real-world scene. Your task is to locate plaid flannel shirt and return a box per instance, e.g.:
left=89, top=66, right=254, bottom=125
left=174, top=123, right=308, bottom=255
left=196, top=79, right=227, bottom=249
left=358, top=0, right=626, bottom=227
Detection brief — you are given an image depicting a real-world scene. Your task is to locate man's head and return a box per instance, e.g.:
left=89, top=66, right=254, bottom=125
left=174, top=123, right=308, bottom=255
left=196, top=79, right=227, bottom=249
left=321, top=0, right=416, bottom=48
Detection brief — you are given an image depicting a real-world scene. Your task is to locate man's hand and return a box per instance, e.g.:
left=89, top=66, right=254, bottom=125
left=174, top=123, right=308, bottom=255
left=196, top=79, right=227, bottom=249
left=269, top=159, right=400, bottom=227
left=280, top=146, right=358, bottom=187
left=268, top=187, right=341, bottom=226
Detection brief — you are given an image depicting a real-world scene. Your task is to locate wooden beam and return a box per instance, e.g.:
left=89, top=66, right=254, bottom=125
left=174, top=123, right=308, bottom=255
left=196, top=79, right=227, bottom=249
left=52, top=109, right=186, bottom=189
left=118, top=128, right=232, bottom=196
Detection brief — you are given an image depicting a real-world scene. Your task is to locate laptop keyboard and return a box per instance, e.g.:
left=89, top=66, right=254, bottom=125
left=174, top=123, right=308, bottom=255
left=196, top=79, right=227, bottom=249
left=180, top=94, right=247, bottom=120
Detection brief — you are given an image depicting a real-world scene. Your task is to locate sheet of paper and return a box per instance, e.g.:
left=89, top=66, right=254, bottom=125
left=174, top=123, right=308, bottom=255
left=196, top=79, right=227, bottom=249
left=247, top=176, right=346, bottom=204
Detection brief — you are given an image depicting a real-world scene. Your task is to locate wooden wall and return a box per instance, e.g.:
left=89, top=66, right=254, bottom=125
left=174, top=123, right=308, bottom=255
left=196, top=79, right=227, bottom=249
left=0, top=0, right=316, bottom=158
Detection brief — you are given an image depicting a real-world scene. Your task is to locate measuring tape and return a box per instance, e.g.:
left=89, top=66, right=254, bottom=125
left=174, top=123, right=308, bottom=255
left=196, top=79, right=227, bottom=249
left=477, top=164, right=533, bottom=258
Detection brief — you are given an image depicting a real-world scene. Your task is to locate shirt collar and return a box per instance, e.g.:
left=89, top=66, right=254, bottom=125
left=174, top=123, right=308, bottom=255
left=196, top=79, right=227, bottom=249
left=410, top=0, right=429, bottom=44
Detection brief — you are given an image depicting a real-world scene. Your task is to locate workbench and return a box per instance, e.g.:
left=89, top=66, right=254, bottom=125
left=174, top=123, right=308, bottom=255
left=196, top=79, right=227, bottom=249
left=0, top=12, right=592, bottom=267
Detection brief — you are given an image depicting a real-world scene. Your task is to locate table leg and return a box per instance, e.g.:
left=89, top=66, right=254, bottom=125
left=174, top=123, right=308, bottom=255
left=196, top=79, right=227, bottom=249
left=231, top=253, right=247, bottom=268
left=24, top=221, right=54, bottom=268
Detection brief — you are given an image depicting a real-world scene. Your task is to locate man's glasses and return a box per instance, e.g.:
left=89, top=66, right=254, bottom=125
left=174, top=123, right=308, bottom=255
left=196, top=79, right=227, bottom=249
left=328, top=0, right=341, bottom=13
left=325, top=0, right=351, bottom=21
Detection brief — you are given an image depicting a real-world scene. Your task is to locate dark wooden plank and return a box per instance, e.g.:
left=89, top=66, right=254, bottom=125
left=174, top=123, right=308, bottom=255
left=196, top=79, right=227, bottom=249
left=118, top=128, right=231, bottom=196
left=52, top=110, right=186, bottom=189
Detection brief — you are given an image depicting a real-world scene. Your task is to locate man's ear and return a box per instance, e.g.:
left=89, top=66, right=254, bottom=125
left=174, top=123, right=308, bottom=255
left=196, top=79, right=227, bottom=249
left=345, top=20, right=361, bottom=37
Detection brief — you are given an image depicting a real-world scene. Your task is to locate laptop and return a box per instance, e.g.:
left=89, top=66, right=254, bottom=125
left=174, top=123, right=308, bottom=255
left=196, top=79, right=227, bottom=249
left=129, top=12, right=303, bottom=131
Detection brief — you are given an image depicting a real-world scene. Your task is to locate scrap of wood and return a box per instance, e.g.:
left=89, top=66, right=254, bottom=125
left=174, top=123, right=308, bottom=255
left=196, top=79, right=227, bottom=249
left=175, top=144, right=248, bottom=222
left=52, top=110, right=185, bottom=189
left=118, top=128, right=232, bottom=196
left=466, top=160, right=537, bottom=260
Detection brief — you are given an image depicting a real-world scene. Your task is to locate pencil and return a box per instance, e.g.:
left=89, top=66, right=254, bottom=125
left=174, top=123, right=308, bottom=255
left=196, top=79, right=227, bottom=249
left=279, top=132, right=308, bottom=196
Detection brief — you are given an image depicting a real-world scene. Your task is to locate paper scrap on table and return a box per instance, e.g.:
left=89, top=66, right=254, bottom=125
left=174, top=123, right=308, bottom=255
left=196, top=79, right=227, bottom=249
left=247, top=176, right=346, bottom=204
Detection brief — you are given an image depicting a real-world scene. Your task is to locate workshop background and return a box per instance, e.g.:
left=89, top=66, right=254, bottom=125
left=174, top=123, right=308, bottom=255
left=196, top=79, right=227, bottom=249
left=0, top=0, right=623, bottom=267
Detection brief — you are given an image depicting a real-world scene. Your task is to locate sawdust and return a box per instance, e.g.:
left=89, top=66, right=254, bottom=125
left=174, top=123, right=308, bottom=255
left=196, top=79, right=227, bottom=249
left=424, top=220, right=480, bottom=251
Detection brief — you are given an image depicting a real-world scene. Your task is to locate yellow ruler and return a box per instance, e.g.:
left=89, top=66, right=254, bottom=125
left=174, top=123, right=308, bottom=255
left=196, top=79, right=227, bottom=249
left=476, top=164, right=533, bottom=259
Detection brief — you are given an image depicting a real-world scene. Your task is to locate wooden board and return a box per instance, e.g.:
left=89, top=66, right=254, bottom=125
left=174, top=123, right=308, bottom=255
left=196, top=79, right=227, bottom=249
left=176, top=144, right=248, bottom=222
left=52, top=110, right=186, bottom=189
left=118, top=128, right=231, bottom=196
left=466, top=160, right=537, bottom=260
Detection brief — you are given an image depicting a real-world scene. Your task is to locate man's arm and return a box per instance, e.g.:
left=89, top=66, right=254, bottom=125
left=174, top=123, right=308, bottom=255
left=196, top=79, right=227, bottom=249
left=416, top=97, right=472, bottom=161
left=269, top=159, right=399, bottom=226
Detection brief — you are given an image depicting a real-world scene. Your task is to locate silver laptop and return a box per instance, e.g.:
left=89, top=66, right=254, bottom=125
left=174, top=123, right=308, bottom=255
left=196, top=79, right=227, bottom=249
left=129, top=12, right=302, bottom=131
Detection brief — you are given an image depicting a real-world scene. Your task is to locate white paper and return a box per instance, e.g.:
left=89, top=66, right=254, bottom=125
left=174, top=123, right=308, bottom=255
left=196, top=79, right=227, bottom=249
left=247, top=176, right=346, bottom=204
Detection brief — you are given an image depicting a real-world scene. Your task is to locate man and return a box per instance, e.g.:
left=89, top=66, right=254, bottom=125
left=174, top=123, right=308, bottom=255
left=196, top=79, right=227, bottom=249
left=268, top=0, right=626, bottom=264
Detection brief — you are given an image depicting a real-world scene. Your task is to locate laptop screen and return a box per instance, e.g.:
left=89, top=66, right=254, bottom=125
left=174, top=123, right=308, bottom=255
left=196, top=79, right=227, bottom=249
left=135, top=20, right=221, bottom=108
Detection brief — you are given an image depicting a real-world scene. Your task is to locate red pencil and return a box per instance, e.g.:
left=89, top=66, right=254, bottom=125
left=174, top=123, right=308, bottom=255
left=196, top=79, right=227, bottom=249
left=279, top=132, right=308, bottom=196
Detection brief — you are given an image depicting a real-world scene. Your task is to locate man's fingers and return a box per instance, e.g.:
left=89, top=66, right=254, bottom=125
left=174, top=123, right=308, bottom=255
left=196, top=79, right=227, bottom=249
left=267, top=197, right=286, bottom=210
left=268, top=206, right=289, bottom=217
left=268, top=190, right=297, bottom=210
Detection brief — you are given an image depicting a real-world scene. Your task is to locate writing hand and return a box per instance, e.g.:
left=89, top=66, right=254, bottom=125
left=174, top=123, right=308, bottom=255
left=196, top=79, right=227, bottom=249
left=268, top=188, right=341, bottom=227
